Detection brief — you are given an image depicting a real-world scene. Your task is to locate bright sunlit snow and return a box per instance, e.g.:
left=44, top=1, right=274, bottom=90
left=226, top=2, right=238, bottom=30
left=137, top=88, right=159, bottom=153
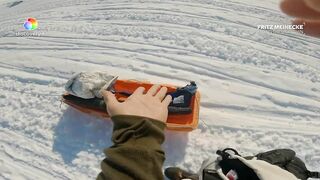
left=0, top=0, right=320, bottom=179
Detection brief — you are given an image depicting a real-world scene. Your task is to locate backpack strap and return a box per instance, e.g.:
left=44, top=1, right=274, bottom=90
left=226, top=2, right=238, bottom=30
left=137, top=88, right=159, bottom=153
left=308, top=171, right=320, bottom=178
left=216, top=148, right=241, bottom=160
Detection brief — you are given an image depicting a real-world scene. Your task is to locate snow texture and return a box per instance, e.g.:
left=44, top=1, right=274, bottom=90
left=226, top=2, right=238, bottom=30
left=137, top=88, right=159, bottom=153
left=0, top=0, right=320, bottom=179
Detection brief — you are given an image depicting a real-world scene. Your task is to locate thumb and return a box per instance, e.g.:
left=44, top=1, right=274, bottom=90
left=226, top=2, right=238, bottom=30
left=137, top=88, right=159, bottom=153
left=101, top=90, right=119, bottom=106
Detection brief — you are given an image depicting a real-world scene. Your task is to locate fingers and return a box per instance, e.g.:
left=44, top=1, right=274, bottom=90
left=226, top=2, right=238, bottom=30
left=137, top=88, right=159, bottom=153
left=305, top=0, right=320, bottom=12
left=155, top=87, right=168, bottom=100
left=101, top=90, right=119, bottom=106
left=162, top=95, right=172, bottom=106
left=280, top=0, right=320, bottom=19
left=292, top=19, right=320, bottom=37
left=146, top=84, right=161, bottom=96
left=132, top=87, right=145, bottom=96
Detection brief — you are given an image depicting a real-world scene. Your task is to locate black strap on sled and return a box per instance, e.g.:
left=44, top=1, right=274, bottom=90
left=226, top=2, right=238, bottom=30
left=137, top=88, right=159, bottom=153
left=307, top=171, right=320, bottom=178
left=169, top=81, right=197, bottom=108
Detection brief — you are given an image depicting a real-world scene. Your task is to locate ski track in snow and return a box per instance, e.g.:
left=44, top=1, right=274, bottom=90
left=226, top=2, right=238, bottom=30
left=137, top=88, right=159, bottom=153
left=0, top=0, right=320, bottom=179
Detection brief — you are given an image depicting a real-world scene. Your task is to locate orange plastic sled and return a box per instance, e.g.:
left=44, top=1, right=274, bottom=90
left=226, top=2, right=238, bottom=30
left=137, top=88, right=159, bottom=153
left=62, top=79, right=200, bottom=131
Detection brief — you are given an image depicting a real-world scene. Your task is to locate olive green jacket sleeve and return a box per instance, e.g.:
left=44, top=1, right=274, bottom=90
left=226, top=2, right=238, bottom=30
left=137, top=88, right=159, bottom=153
left=97, top=115, right=166, bottom=180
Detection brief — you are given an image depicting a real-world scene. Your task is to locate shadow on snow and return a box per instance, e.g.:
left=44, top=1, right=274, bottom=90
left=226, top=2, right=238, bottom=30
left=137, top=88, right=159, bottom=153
left=53, top=107, right=189, bottom=168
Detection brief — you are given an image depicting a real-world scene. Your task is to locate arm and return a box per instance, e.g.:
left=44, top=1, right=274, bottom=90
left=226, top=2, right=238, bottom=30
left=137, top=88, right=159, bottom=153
left=97, top=116, right=166, bottom=180
left=97, top=85, right=172, bottom=180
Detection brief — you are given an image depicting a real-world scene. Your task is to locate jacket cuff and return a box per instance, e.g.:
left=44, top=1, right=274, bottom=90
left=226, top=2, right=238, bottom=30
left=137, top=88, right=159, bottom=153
left=111, top=115, right=166, bottom=145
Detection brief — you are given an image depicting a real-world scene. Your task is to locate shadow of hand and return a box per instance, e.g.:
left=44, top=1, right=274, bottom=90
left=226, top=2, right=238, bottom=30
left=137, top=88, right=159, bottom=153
left=53, top=108, right=113, bottom=164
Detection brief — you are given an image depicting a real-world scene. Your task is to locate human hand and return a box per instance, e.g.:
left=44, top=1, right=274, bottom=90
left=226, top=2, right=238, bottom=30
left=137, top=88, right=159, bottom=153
left=102, top=85, right=172, bottom=123
left=280, top=0, right=320, bottom=37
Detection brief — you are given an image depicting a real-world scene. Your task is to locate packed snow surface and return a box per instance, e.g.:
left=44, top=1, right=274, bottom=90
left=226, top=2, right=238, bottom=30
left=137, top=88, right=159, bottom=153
left=1, top=0, right=320, bottom=179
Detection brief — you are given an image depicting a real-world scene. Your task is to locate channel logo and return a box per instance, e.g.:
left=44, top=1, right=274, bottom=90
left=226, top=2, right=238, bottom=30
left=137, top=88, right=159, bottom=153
left=23, top=18, right=38, bottom=30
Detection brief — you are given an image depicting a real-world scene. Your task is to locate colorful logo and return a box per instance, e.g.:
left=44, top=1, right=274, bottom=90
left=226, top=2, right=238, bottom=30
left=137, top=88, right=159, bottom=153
left=23, top=18, right=38, bottom=30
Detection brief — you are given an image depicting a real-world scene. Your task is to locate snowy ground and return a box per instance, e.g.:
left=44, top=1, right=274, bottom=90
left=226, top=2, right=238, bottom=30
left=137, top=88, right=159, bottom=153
left=1, top=0, right=320, bottom=179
